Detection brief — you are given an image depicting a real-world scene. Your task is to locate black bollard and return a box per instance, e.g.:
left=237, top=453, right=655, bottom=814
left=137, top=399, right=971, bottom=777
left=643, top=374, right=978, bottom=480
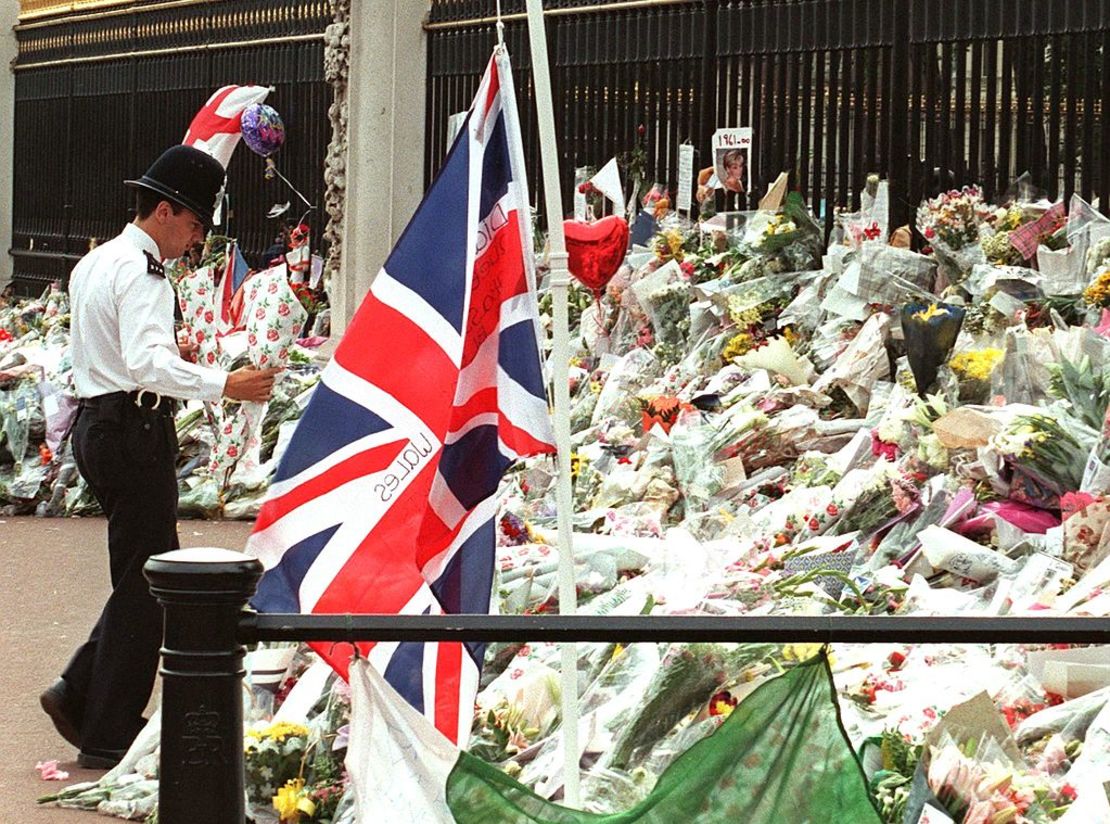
left=144, top=548, right=263, bottom=824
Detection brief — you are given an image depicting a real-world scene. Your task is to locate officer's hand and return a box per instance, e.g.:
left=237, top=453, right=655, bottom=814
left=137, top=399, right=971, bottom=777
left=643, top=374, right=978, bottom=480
left=224, top=367, right=281, bottom=402
left=177, top=341, right=199, bottom=362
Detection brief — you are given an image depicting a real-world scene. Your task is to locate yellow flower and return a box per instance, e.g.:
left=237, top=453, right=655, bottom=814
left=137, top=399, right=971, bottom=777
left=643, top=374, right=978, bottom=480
left=1084, top=266, right=1110, bottom=308
left=721, top=332, right=754, bottom=363
left=273, top=778, right=316, bottom=822
left=246, top=721, right=309, bottom=744
left=949, top=348, right=1004, bottom=382
left=912, top=303, right=949, bottom=322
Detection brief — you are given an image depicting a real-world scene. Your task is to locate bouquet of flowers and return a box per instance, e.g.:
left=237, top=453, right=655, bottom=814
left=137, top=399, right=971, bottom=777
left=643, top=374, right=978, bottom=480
left=902, top=302, right=966, bottom=396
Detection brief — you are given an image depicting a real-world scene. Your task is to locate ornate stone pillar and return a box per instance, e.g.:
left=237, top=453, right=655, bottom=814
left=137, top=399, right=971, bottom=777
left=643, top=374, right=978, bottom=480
left=0, top=4, right=18, bottom=291
left=330, top=0, right=427, bottom=335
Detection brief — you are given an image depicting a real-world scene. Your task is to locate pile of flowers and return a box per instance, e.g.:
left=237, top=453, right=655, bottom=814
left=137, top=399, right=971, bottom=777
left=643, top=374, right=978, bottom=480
left=31, top=177, right=1110, bottom=823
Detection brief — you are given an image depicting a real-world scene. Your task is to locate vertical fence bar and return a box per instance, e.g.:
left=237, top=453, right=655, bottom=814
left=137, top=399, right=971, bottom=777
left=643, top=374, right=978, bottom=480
left=1063, top=32, right=1079, bottom=204
left=1080, top=30, right=1096, bottom=202
left=983, top=38, right=998, bottom=201
left=888, top=0, right=911, bottom=232
left=824, top=49, right=840, bottom=236
left=1102, top=28, right=1110, bottom=216
left=953, top=41, right=967, bottom=186
left=1048, top=34, right=1062, bottom=200
left=1030, top=35, right=1045, bottom=190
left=144, top=549, right=262, bottom=824
left=811, top=50, right=826, bottom=220
left=998, top=40, right=1014, bottom=199
left=968, top=38, right=982, bottom=185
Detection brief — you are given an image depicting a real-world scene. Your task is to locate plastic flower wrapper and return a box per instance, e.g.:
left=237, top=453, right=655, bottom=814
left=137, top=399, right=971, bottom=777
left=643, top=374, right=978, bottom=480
left=172, top=264, right=222, bottom=369
left=990, top=412, right=1096, bottom=505
left=812, top=311, right=891, bottom=411
left=591, top=346, right=659, bottom=427
left=209, top=267, right=307, bottom=485
left=595, top=642, right=778, bottom=772
left=901, top=302, right=966, bottom=397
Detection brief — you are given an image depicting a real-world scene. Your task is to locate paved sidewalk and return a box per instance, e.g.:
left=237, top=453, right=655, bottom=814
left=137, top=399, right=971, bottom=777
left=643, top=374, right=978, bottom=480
left=0, top=516, right=254, bottom=822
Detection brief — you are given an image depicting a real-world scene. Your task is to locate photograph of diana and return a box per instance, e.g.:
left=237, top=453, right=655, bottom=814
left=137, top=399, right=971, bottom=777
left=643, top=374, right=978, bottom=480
left=716, top=147, right=748, bottom=195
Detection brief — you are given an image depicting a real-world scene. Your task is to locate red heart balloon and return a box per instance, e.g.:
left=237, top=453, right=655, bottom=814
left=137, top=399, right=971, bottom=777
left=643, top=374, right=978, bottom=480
left=564, top=215, right=629, bottom=298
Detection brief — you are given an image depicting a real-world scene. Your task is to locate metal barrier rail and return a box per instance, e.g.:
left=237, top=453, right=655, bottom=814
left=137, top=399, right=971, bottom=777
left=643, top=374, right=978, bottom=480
left=143, top=551, right=1110, bottom=824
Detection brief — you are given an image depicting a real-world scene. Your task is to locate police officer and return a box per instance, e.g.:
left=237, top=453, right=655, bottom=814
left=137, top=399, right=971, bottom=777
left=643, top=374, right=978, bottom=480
left=40, top=145, right=279, bottom=769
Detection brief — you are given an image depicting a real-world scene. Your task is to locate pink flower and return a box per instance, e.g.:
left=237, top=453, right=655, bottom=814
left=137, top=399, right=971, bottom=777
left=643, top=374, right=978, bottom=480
left=256, top=307, right=266, bottom=320
left=204, top=310, right=214, bottom=323
left=278, top=347, right=288, bottom=360
left=195, top=330, right=206, bottom=343
left=206, top=352, right=216, bottom=364
left=35, top=760, right=69, bottom=781
left=924, top=227, right=936, bottom=239
left=509, top=668, right=523, bottom=680
left=278, top=302, right=291, bottom=317
left=268, top=281, right=279, bottom=293
left=226, top=445, right=238, bottom=458
left=248, top=333, right=258, bottom=346
left=267, top=328, right=279, bottom=342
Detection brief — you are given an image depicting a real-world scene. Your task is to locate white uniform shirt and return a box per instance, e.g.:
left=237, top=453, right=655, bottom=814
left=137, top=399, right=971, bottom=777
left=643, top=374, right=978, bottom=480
left=69, top=223, right=227, bottom=402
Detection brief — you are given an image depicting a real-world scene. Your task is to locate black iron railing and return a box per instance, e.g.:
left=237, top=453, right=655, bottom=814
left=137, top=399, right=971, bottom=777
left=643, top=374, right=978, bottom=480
left=145, top=550, right=1108, bottom=824
left=426, top=0, right=1110, bottom=235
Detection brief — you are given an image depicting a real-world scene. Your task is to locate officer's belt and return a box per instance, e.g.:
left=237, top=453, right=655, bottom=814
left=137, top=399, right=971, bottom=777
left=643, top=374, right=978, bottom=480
left=80, top=390, right=178, bottom=417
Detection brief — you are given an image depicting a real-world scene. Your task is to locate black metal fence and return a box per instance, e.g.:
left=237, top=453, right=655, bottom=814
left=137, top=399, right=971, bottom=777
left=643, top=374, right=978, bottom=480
left=10, top=0, right=333, bottom=297
left=426, top=0, right=1110, bottom=236
left=144, top=551, right=1109, bottom=824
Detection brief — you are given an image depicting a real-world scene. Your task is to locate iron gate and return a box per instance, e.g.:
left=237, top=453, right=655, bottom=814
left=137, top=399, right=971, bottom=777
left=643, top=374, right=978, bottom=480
left=10, top=0, right=333, bottom=296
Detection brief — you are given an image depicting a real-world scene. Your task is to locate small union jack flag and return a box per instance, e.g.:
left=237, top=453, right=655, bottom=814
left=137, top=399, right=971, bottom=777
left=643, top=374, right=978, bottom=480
left=183, top=85, right=270, bottom=169
left=244, top=48, right=554, bottom=744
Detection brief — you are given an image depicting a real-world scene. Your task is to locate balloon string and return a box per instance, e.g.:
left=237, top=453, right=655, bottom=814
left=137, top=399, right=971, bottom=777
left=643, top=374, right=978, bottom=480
left=269, top=160, right=315, bottom=210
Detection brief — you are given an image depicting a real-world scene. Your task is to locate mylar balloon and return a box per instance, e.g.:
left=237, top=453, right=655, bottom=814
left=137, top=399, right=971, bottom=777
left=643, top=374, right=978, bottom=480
left=240, top=103, right=286, bottom=157
left=563, top=215, right=630, bottom=299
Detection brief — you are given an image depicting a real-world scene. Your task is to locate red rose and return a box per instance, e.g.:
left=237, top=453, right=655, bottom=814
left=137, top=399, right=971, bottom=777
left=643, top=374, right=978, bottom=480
left=267, top=329, right=279, bottom=342
left=206, top=352, right=216, bottom=364
left=195, top=307, right=203, bottom=317
left=278, top=348, right=288, bottom=360
left=226, top=445, right=238, bottom=458
left=204, top=310, right=214, bottom=323
left=248, top=333, right=257, bottom=346
left=197, top=286, right=206, bottom=295
left=268, top=281, right=279, bottom=293
left=278, top=302, right=290, bottom=316
left=195, top=330, right=205, bottom=343
left=223, top=424, right=233, bottom=434
left=256, top=307, right=266, bottom=320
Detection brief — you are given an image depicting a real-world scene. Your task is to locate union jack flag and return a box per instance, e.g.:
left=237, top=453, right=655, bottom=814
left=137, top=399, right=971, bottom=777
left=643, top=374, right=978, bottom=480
left=244, top=48, right=554, bottom=744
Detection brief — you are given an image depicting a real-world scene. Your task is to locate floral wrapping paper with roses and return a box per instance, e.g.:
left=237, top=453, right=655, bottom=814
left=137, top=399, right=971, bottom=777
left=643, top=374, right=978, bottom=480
left=174, top=265, right=223, bottom=369
left=207, top=265, right=307, bottom=484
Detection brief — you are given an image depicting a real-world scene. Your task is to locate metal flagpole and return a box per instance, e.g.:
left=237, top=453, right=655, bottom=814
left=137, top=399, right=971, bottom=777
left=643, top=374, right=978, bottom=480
left=524, top=0, right=580, bottom=807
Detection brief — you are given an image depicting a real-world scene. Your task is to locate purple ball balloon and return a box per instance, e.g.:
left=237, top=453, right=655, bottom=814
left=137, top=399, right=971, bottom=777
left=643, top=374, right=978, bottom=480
left=240, top=103, right=286, bottom=157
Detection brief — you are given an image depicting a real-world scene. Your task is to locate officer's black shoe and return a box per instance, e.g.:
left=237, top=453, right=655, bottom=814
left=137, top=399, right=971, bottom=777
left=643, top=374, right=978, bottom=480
left=77, top=748, right=126, bottom=770
left=39, top=678, right=81, bottom=748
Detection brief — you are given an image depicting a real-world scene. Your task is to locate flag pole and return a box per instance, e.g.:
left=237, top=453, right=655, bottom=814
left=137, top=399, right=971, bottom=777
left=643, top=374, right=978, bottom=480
left=524, top=0, right=580, bottom=807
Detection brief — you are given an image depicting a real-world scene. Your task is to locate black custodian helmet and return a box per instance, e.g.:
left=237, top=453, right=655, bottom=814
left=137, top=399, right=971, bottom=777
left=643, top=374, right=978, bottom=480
left=125, top=145, right=226, bottom=227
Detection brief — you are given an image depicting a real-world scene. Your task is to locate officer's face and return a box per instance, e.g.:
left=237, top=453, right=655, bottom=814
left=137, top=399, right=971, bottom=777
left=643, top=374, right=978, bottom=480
left=165, top=208, right=206, bottom=259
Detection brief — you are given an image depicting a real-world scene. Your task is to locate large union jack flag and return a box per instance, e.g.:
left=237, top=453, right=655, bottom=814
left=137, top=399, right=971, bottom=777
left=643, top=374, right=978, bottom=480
left=244, top=48, right=554, bottom=744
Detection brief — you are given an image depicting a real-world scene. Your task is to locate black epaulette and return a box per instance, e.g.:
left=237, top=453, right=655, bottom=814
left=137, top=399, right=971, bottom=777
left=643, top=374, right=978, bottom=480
left=144, top=251, right=165, bottom=279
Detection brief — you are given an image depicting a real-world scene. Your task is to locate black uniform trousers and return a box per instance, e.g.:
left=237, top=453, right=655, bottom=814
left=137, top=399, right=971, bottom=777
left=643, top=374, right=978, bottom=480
left=64, top=393, right=179, bottom=759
